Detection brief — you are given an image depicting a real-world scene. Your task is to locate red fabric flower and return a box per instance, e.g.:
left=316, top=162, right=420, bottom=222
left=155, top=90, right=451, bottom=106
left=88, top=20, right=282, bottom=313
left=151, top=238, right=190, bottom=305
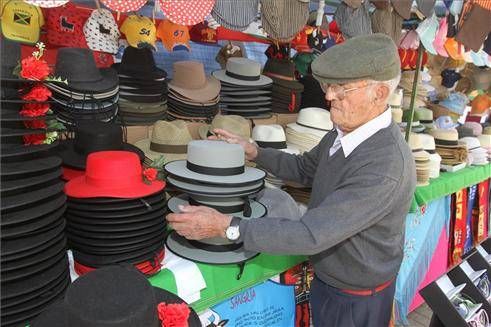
left=23, top=133, right=47, bottom=145
left=143, top=168, right=158, bottom=182
left=22, top=84, right=52, bottom=101
left=157, top=302, right=190, bottom=327
left=24, top=120, right=47, bottom=130
left=20, top=56, right=50, bottom=81
left=20, top=103, right=50, bottom=117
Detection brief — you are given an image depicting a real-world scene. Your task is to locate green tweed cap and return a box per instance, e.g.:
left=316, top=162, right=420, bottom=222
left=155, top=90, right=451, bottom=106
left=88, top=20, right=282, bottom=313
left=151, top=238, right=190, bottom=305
left=311, top=33, right=400, bottom=85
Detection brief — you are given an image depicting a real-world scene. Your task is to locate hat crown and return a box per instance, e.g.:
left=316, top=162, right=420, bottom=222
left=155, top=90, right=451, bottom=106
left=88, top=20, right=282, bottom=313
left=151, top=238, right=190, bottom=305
left=263, top=59, right=296, bottom=79
left=64, top=266, right=158, bottom=326
left=478, top=135, right=491, bottom=147
left=459, top=136, right=481, bottom=149
left=119, top=47, right=161, bottom=75
left=415, top=108, right=433, bottom=121
left=296, top=107, right=332, bottom=130
left=84, top=151, right=143, bottom=189
left=430, top=128, right=458, bottom=141
left=210, top=115, right=251, bottom=139
left=55, top=48, right=103, bottom=83
left=151, top=120, right=192, bottom=145
left=187, top=140, right=244, bottom=169
left=225, top=57, right=261, bottom=78
left=463, top=122, right=483, bottom=136
left=408, top=133, right=423, bottom=150
left=74, top=122, right=124, bottom=155
left=171, top=61, right=207, bottom=89
left=252, top=124, right=286, bottom=142
left=419, top=134, right=436, bottom=150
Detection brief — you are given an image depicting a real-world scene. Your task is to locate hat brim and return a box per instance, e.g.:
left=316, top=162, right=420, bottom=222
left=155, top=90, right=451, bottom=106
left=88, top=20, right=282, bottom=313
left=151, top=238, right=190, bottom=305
left=167, top=176, right=263, bottom=197
left=113, top=63, right=167, bottom=81
left=221, top=112, right=273, bottom=119
left=134, top=139, right=188, bottom=163
left=212, top=70, right=273, bottom=87
left=166, top=231, right=259, bottom=264
left=220, top=95, right=271, bottom=103
left=67, top=191, right=165, bottom=212
left=53, top=68, right=119, bottom=93
left=1, top=181, right=64, bottom=212
left=66, top=207, right=167, bottom=226
left=221, top=89, right=272, bottom=96
left=287, top=123, right=330, bottom=138
left=66, top=201, right=166, bottom=219
left=1, top=192, right=66, bottom=226
left=67, top=215, right=165, bottom=233
left=169, top=76, right=221, bottom=103
left=1, top=156, right=61, bottom=177
left=165, top=160, right=265, bottom=185
left=221, top=106, right=272, bottom=113
left=168, top=93, right=219, bottom=107
left=1, top=141, right=59, bottom=159
left=47, top=83, right=119, bottom=100
left=67, top=220, right=165, bottom=241
left=1, top=168, right=62, bottom=195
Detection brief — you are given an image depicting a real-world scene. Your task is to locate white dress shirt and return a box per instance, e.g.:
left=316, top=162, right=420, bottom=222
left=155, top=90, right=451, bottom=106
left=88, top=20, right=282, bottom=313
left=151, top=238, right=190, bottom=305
left=329, top=109, right=392, bottom=157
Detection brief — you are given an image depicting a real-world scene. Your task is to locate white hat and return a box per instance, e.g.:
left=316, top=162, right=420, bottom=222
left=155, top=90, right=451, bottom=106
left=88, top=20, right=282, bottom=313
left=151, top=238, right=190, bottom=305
left=388, top=88, right=403, bottom=108
left=252, top=124, right=298, bottom=153
left=287, top=107, right=332, bottom=138
left=212, top=57, right=272, bottom=87
left=83, top=9, right=120, bottom=54
left=24, top=0, right=68, bottom=7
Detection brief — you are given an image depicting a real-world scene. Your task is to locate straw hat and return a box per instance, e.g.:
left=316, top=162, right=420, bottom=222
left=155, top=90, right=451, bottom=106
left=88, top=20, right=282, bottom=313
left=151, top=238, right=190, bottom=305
left=198, top=114, right=251, bottom=140
left=134, top=120, right=192, bottom=163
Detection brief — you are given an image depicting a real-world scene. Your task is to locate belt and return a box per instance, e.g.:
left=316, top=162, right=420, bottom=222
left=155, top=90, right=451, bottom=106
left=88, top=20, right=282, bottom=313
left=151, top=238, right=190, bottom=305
left=339, top=278, right=394, bottom=296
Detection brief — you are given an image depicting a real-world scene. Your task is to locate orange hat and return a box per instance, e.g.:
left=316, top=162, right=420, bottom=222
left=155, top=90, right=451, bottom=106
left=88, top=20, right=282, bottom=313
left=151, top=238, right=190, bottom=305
left=444, top=38, right=464, bottom=60
left=471, top=94, right=491, bottom=115
left=156, top=19, right=190, bottom=52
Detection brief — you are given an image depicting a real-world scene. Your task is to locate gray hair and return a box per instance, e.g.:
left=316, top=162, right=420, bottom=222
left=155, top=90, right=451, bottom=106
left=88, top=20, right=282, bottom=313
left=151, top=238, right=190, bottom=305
left=370, top=75, right=401, bottom=96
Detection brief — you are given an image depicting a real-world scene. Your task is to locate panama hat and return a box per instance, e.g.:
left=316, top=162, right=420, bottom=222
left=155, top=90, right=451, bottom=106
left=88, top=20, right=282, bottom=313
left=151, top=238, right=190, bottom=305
left=31, top=265, right=200, bottom=327
left=167, top=175, right=264, bottom=196
left=64, top=151, right=165, bottom=199
left=287, top=107, right=333, bottom=138
left=198, top=114, right=251, bottom=140
left=213, top=58, right=273, bottom=87
left=135, top=120, right=192, bottom=164
left=252, top=124, right=298, bottom=153
left=430, top=128, right=460, bottom=147
left=165, top=140, right=265, bottom=186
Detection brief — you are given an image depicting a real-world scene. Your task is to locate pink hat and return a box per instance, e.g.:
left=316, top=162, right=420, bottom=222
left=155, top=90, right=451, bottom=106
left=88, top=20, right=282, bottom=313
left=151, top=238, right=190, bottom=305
left=159, top=0, right=215, bottom=26
left=433, top=16, right=448, bottom=57
left=463, top=122, right=483, bottom=137
left=100, top=0, right=147, bottom=12
left=399, top=30, right=420, bottom=50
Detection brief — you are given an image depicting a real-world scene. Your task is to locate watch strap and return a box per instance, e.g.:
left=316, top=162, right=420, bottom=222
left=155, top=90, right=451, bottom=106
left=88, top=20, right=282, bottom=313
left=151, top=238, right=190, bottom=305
left=230, top=216, right=242, bottom=228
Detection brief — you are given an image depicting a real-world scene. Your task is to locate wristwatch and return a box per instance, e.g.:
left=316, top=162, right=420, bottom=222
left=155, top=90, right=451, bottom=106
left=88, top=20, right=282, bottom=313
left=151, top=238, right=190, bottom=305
left=225, top=216, right=242, bottom=241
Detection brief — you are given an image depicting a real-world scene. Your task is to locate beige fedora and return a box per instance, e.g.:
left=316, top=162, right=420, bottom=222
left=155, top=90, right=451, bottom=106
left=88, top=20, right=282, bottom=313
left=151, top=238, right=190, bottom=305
left=168, top=61, right=221, bottom=103
left=134, top=120, right=192, bottom=163
left=198, top=114, right=251, bottom=140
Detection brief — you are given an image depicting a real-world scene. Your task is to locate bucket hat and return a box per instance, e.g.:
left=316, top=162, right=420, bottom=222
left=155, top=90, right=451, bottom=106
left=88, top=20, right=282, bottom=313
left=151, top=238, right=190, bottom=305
left=50, top=48, right=118, bottom=93
left=212, top=57, right=272, bottom=87
left=113, top=47, right=167, bottom=81
left=30, top=265, right=200, bottom=327
left=198, top=114, right=251, bottom=140
left=416, top=14, right=439, bottom=55
left=158, top=0, right=215, bottom=26
left=57, top=121, right=144, bottom=169
left=439, top=92, right=469, bottom=115
left=169, top=61, right=220, bottom=102
left=165, top=140, right=265, bottom=185
left=211, top=0, right=259, bottom=31
left=135, top=120, right=192, bottom=163
left=83, top=9, right=120, bottom=54
left=64, top=151, right=165, bottom=199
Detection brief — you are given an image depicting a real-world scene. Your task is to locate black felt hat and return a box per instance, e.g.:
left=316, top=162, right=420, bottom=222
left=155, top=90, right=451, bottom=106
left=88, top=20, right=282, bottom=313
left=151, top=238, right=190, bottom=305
left=0, top=141, right=60, bottom=161
left=1, top=181, right=64, bottom=212
left=65, top=208, right=167, bottom=227
left=1, top=156, right=61, bottom=177
left=113, top=47, right=167, bottom=81
left=1, top=168, right=62, bottom=196
left=30, top=265, right=200, bottom=327
left=67, top=191, right=165, bottom=212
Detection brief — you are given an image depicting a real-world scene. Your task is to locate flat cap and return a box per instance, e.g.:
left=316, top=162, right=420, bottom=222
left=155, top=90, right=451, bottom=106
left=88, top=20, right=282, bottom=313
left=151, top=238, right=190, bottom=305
left=312, top=33, right=400, bottom=85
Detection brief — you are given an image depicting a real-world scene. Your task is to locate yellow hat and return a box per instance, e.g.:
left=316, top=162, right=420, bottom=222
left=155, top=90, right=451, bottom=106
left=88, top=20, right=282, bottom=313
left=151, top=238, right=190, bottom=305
left=120, top=14, right=156, bottom=49
left=1, top=0, right=44, bottom=44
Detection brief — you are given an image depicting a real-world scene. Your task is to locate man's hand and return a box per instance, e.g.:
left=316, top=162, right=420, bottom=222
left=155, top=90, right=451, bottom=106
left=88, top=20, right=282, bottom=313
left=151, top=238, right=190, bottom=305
left=166, top=205, right=233, bottom=240
left=208, top=128, right=259, bottom=161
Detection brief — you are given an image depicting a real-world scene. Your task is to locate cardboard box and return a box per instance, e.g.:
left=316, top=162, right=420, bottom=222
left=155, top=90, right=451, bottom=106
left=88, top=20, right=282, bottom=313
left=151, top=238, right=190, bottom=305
left=126, top=126, right=149, bottom=144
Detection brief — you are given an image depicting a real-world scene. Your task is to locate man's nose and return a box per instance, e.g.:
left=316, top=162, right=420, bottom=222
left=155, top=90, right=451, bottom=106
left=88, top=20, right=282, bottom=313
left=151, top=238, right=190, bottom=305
left=325, top=88, right=337, bottom=101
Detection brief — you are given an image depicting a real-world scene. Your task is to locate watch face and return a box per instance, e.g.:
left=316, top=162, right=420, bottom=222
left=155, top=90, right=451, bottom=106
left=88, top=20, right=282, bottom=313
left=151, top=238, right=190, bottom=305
left=226, top=226, right=240, bottom=241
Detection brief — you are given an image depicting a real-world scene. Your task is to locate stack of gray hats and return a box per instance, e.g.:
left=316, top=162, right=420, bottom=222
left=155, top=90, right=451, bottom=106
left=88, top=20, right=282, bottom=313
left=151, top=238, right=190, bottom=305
left=164, top=140, right=266, bottom=264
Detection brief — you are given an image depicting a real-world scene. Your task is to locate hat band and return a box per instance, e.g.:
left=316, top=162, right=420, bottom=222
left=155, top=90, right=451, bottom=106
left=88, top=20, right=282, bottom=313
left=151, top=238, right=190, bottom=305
left=426, top=149, right=436, bottom=154
left=188, top=240, right=243, bottom=252
left=420, top=120, right=433, bottom=124
left=225, top=71, right=260, bottom=81
left=186, top=161, right=244, bottom=176
left=412, top=148, right=423, bottom=153
left=150, top=142, right=187, bottom=154
left=296, top=122, right=330, bottom=132
left=189, top=198, right=250, bottom=215
left=436, top=139, right=459, bottom=146
left=256, top=141, right=287, bottom=149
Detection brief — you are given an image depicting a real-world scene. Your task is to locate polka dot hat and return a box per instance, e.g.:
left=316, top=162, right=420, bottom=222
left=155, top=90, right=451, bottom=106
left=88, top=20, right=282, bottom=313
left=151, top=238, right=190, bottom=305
left=159, top=0, right=215, bottom=26
left=83, top=9, right=120, bottom=54
left=100, top=0, right=148, bottom=13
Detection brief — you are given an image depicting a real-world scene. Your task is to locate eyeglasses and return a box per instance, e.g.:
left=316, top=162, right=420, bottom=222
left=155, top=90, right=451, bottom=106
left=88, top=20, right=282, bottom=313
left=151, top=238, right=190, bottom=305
left=475, top=273, right=491, bottom=300
left=468, top=309, right=489, bottom=327
left=451, top=293, right=482, bottom=319
left=320, top=83, right=375, bottom=100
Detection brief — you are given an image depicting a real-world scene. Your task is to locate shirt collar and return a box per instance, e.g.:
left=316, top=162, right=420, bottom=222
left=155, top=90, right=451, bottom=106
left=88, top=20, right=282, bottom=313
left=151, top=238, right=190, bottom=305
left=335, top=109, right=392, bottom=157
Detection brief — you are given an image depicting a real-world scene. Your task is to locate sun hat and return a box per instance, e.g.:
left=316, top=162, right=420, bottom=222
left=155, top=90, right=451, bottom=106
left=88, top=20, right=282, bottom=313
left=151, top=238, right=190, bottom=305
left=419, top=133, right=441, bottom=178
left=64, top=151, right=165, bottom=199
left=168, top=61, right=220, bottom=102
left=457, top=126, right=475, bottom=139
left=439, top=92, right=469, bottom=115
left=120, top=15, right=156, bottom=50
left=459, top=136, right=488, bottom=165
left=211, top=0, right=259, bottom=31
left=23, top=0, right=68, bottom=7
left=100, top=0, right=147, bottom=12
left=212, top=57, right=272, bottom=87
left=198, top=114, right=251, bottom=140
left=252, top=124, right=289, bottom=149
left=158, top=0, right=215, bottom=26
left=415, top=108, right=435, bottom=129
left=30, top=265, right=200, bottom=327
left=83, top=9, right=120, bottom=54
left=134, top=120, right=192, bottom=163
left=287, top=107, right=333, bottom=138
left=1, top=0, right=45, bottom=44
left=165, top=140, right=265, bottom=185
left=156, top=19, right=191, bottom=52
left=57, top=121, right=144, bottom=170
left=430, top=128, right=459, bottom=147
left=389, top=88, right=403, bottom=108
left=391, top=107, right=403, bottom=124
left=444, top=38, right=465, bottom=60
left=45, top=2, right=89, bottom=48
left=478, top=134, right=491, bottom=147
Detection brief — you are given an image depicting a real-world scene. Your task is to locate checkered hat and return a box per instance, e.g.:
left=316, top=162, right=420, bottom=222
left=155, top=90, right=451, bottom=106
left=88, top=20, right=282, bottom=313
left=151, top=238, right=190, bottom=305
left=159, top=0, right=215, bottom=26
left=83, top=9, right=120, bottom=54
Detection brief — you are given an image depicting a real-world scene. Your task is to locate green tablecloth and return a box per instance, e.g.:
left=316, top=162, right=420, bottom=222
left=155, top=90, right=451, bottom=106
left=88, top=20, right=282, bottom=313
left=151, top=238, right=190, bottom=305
left=150, top=165, right=490, bottom=313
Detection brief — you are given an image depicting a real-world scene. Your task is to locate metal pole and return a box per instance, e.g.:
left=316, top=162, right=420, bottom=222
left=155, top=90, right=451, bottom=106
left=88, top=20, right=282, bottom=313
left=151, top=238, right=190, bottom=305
left=405, top=44, right=424, bottom=142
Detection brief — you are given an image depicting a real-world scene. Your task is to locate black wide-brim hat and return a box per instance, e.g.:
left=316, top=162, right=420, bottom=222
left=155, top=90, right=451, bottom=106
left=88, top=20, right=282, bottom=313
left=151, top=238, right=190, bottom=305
left=0, top=141, right=59, bottom=161
left=1, top=156, right=61, bottom=177
left=67, top=191, right=165, bottom=212
left=1, top=168, right=62, bottom=196
left=66, top=200, right=167, bottom=219
left=47, top=82, right=119, bottom=101
left=119, top=92, right=166, bottom=103
left=67, top=218, right=166, bottom=240
left=222, top=111, right=273, bottom=119
left=65, top=207, right=167, bottom=227
left=67, top=214, right=165, bottom=234
left=49, top=68, right=119, bottom=94
left=1, top=181, right=64, bottom=212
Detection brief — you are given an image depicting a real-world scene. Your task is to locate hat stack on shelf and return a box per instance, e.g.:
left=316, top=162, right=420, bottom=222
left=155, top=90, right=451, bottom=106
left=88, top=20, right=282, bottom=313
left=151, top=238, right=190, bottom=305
left=478, top=133, right=491, bottom=162
left=164, top=140, right=267, bottom=264
left=262, top=58, right=304, bottom=113
left=252, top=124, right=300, bottom=189
left=56, top=121, right=145, bottom=181
left=285, top=107, right=332, bottom=153
left=167, top=61, right=221, bottom=122
left=429, top=128, right=468, bottom=168
left=389, top=88, right=403, bottom=124
left=419, top=134, right=442, bottom=179
left=459, top=137, right=489, bottom=166
left=408, top=133, right=431, bottom=187
left=198, top=114, right=251, bottom=140
left=1, top=80, right=70, bottom=326
left=47, top=48, right=119, bottom=126
left=112, top=47, right=168, bottom=126
left=415, top=108, right=435, bottom=130
left=213, top=58, right=273, bottom=119
left=63, top=151, right=166, bottom=276
left=399, top=70, right=428, bottom=110
left=401, top=110, right=425, bottom=133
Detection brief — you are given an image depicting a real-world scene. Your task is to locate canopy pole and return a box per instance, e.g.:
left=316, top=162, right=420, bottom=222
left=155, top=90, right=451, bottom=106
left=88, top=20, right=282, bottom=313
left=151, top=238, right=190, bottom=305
left=405, top=44, right=424, bottom=142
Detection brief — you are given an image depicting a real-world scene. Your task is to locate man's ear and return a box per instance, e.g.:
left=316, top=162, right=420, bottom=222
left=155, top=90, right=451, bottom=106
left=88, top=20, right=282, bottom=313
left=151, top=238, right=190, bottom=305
left=374, top=83, right=390, bottom=104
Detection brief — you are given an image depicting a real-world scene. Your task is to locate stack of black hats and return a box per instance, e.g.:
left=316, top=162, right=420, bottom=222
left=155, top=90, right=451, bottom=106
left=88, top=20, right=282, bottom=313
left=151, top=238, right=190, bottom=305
left=1, top=81, right=70, bottom=326
left=166, top=61, right=220, bottom=122
left=212, top=57, right=273, bottom=119
left=262, top=58, right=304, bottom=113
left=112, top=47, right=168, bottom=126
left=63, top=151, right=167, bottom=276
left=47, top=48, right=119, bottom=126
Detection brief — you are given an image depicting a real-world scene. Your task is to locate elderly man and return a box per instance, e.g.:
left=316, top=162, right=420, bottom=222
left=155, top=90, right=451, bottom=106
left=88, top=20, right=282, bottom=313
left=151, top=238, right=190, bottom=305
left=167, top=34, right=416, bottom=326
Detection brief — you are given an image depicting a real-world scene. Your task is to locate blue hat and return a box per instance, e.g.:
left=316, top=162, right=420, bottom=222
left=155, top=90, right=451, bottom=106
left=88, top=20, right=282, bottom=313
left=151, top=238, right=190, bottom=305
left=439, top=92, right=469, bottom=115
left=435, top=115, right=458, bottom=129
